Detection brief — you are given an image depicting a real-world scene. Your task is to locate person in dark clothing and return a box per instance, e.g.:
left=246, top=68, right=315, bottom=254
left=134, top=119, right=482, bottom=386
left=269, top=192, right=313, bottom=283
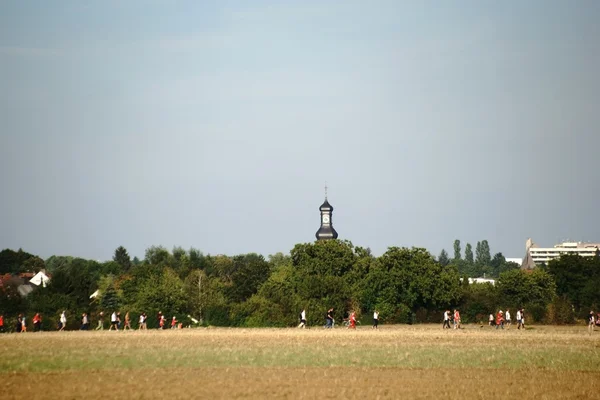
left=325, top=308, right=334, bottom=328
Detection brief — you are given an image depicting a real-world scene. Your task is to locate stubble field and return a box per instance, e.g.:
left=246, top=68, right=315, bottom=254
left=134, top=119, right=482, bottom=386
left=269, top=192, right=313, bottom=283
left=1, top=324, right=599, bottom=399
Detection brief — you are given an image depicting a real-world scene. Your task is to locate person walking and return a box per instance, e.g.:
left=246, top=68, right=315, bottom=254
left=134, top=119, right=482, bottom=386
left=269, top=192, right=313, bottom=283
left=21, top=314, right=27, bottom=332
left=505, top=309, right=512, bottom=329
left=489, top=313, right=494, bottom=327
left=520, top=309, right=526, bottom=329
left=325, top=308, right=334, bottom=329
left=33, top=313, right=42, bottom=332
left=109, top=311, right=119, bottom=331
left=453, top=309, right=461, bottom=330
left=59, top=311, right=67, bottom=331
left=442, top=310, right=451, bottom=329
left=516, top=309, right=522, bottom=330
left=138, top=313, right=145, bottom=330
left=495, top=310, right=504, bottom=330
left=373, top=310, right=380, bottom=329
left=0, top=314, right=4, bottom=333
left=16, top=315, right=22, bottom=333
left=96, top=312, right=104, bottom=330
left=171, top=316, right=177, bottom=329
left=589, top=311, right=596, bottom=335
left=298, top=309, right=306, bottom=329
left=81, top=313, right=89, bottom=330
left=348, top=311, right=357, bottom=329
left=123, top=312, right=131, bottom=331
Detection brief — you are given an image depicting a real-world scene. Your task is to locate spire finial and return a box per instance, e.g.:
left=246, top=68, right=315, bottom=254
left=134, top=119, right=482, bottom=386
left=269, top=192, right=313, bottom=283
left=324, top=183, right=328, bottom=200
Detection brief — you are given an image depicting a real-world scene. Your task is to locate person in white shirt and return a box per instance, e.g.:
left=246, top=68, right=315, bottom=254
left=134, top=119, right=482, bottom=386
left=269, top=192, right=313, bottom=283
left=373, top=311, right=380, bottom=329
left=516, top=309, right=524, bottom=330
left=505, top=309, right=511, bottom=329
left=489, top=313, right=494, bottom=327
left=109, top=311, right=119, bottom=331
left=59, top=311, right=67, bottom=331
left=139, top=314, right=145, bottom=330
left=297, top=309, right=306, bottom=329
left=443, top=310, right=451, bottom=329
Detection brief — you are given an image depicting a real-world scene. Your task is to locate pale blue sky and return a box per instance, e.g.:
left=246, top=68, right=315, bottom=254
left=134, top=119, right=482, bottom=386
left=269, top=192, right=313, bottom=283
left=1, top=1, right=599, bottom=261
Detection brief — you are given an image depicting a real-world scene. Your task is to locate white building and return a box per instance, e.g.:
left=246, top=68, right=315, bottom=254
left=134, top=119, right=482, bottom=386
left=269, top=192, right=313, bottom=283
left=523, top=238, right=599, bottom=267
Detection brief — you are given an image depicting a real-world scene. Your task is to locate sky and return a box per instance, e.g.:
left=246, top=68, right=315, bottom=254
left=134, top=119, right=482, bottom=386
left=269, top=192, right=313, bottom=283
left=1, top=1, right=599, bottom=261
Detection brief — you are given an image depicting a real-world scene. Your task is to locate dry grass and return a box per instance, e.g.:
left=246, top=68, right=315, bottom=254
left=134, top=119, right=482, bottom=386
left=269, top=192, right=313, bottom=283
left=1, top=324, right=599, bottom=399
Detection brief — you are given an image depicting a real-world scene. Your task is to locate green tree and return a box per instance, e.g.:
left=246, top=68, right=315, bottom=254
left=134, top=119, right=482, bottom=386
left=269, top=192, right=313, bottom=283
left=546, top=254, right=600, bottom=317
left=464, top=243, right=474, bottom=266
left=438, top=249, right=450, bottom=267
left=496, top=269, right=556, bottom=322
left=361, top=247, right=461, bottom=323
left=113, top=246, right=131, bottom=271
left=453, top=240, right=461, bottom=262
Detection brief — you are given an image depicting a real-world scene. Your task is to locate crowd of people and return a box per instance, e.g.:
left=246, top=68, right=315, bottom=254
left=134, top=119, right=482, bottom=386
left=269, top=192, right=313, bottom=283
left=0, top=310, right=184, bottom=332
left=297, top=308, right=379, bottom=330
left=1, top=309, right=599, bottom=333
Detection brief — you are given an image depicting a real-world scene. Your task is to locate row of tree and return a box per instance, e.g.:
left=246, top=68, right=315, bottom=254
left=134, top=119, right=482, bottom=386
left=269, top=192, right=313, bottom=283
left=0, top=240, right=598, bottom=332
left=437, top=239, right=520, bottom=278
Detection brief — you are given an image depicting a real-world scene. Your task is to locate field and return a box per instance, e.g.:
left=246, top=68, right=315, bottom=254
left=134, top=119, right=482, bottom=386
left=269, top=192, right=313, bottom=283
left=1, top=324, right=599, bottom=399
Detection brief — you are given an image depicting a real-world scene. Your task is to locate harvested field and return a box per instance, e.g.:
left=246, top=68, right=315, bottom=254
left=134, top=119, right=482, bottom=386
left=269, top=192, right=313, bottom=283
left=1, top=324, right=599, bottom=399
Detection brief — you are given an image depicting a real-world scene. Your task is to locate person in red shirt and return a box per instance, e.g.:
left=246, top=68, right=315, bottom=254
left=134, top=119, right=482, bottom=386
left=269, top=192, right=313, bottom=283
left=348, top=312, right=357, bottom=329
left=171, top=316, right=177, bottom=329
left=453, top=309, right=461, bottom=329
left=495, top=311, right=504, bottom=330
left=33, top=313, right=42, bottom=332
left=0, top=314, right=4, bottom=333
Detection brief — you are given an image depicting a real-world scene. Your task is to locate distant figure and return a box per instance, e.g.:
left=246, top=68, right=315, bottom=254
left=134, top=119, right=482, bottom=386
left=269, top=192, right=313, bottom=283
left=33, top=313, right=42, bottom=332
left=325, top=308, right=334, bottom=329
left=59, top=311, right=67, bottom=331
left=298, top=309, right=306, bottom=329
left=505, top=309, right=512, bottom=329
left=123, top=312, right=131, bottom=331
left=81, top=313, right=89, bottom=330
left=157, top=311, right=163, bottom=329
left=373, top=310, right=380, bottom=329
left=348, top=312, right=357, bottom=329
left=489, top=313, right=494, bottom=327
left=589, top=311, right=596, bottom=335
left=138, top=313, right=145, bottom=330
left=495, top=311, right=504, bottom=330
left=520, top=309, right=526, bottom=329
left=453, top=309, right=461, bottom=329
left=109, top=311, right=119, bottom=331
left=159, top=314, right=166, bottom=329
left=96, top=312, right=104, bottom=330
left=16, top=315, right=22, bottom=333
left=442, top=310, right=451, bottom=329
left=21, top=315, right=27, bottom=332
left=117, top=312, right=122, bottom=329
left=516, top=309, right=523, bottom=330
left=171, top=316, right=177, bottom=329
left=0, top=314, right=4, bottom=333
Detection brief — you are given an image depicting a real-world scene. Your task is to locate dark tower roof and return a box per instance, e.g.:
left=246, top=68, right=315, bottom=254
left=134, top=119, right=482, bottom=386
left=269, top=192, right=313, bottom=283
left=319, top=199, right=333, bottom=211
left=316, top=189, right=338, bottom=240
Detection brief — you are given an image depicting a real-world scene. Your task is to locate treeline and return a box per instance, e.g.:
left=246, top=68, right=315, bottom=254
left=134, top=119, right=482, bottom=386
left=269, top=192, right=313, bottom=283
left=1, top=240, right=599, bottom=332
left=438, top=239, right=521, bottom=278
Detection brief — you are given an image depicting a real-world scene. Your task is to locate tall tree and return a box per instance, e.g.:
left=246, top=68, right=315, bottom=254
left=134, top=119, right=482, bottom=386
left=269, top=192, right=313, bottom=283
left=453, top=240, right=461, bottom=262
left=438, top=249, right=450, bottom=266
left=113, top=246, right=131, bottom=271
left=480, top=240, right=491, bottom=266
left=464, top=243, right=474, bottom=266
left=475, top=241, right=482, bottom=266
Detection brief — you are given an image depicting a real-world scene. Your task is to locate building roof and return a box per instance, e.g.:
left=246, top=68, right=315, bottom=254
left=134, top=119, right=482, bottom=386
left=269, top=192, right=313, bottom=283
left=319, top=198, right=333, bottom=211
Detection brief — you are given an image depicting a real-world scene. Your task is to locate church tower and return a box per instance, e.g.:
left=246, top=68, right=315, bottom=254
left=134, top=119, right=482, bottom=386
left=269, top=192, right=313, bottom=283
left=315, top=186, right=338, bottom=241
